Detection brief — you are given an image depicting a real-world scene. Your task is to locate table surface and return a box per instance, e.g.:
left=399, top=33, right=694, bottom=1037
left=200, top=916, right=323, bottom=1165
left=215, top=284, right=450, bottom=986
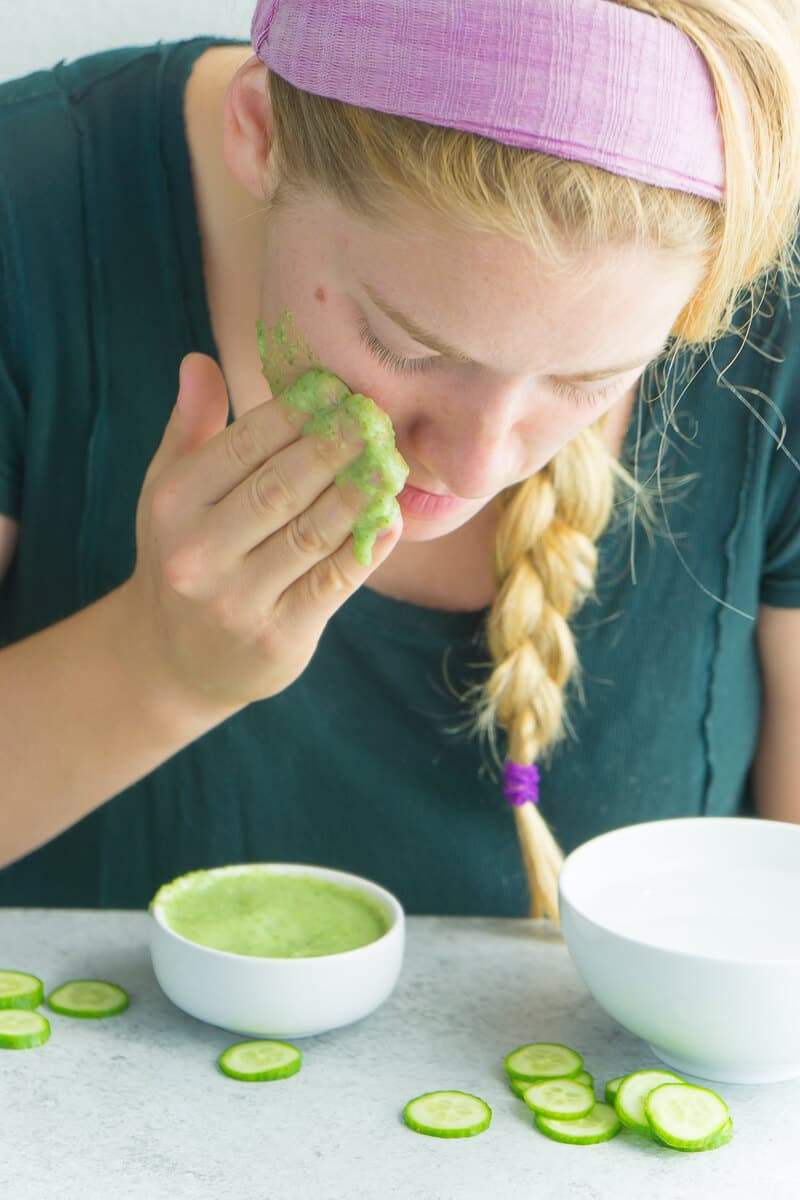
left=2, top=909, right=798, bottom=1200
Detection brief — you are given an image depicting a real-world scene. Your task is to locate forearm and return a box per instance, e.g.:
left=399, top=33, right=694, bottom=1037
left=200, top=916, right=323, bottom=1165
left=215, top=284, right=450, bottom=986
left=0, top=583, right=241, bottom=869
left=752, top=703, right=800, bottom=824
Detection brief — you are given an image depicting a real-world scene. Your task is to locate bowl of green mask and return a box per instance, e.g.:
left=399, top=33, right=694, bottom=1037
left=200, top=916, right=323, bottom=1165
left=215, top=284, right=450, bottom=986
left=149, top=862, right=405, bottom=1037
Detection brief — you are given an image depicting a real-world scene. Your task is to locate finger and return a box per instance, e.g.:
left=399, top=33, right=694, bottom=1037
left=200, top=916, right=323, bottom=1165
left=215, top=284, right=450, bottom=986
left=236, top=466, right=385, bottom=596
left=164, top=369, right=353, bottom=512
left=272, top=505, right=404, bottom=637
left=199, top=421, right=369, bottom=564
left=143, top=354, right=230, bottom=489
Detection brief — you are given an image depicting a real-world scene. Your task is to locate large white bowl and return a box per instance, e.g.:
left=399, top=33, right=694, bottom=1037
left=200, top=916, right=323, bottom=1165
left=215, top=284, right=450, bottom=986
left=558, top=816, right=800, bottom=1084
left=149, top=863, right=405, bottom=1038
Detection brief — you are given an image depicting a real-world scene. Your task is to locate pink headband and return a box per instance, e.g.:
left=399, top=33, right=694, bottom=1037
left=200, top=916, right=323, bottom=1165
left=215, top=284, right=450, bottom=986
left=251, top=0, right=728, bottom=202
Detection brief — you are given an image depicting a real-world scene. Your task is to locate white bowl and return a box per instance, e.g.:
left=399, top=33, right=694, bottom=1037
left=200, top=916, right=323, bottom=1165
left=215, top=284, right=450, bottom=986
left=558, top=816, right=800, bottom=1084
left=149, top=863, right=405, bottom=1038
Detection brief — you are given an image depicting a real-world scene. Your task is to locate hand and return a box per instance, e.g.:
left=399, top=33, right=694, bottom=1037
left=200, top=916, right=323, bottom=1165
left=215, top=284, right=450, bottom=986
left=119, top=353, right=403, bottom=716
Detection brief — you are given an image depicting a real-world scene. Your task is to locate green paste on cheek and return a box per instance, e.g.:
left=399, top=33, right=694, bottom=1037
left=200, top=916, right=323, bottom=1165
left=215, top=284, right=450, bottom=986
left=256, top=306, right=322, bottom=396
left=152, top=870, right=392, bottom=958
left=256, top=316, right=409, bottom=565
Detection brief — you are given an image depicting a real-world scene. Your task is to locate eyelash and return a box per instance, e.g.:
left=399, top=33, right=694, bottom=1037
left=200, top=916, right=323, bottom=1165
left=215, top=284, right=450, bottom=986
left=356, top=318, right=436, bottom=376
left=356, top=318, right=620, bottom=406
left=550, top=379, right=619, bottom=408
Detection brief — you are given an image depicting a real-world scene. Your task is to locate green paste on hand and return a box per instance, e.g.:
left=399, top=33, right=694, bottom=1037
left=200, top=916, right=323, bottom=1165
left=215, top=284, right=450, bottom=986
left=152, top=869, right=391, bottom=958
left=256, top=316, right=409, bottom=565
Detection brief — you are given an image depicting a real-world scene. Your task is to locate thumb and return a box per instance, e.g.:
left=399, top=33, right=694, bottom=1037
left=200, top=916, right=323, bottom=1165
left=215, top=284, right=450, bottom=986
left=149, top=353, right=231, bottom=477
left=175, top=353, right=231, bottom=450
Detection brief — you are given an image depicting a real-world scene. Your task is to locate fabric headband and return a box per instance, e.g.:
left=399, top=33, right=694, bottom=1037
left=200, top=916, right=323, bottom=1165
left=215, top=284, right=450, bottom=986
left=251, top=0, right=729, bottom=202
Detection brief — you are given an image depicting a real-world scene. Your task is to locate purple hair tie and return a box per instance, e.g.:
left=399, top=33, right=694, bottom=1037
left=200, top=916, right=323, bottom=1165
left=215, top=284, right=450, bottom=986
left=503, top=762, right=541, bottom=807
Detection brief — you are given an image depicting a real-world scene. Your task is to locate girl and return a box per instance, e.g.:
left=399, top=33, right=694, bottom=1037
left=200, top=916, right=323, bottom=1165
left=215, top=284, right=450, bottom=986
left=0, top=1, right=799, bottom=922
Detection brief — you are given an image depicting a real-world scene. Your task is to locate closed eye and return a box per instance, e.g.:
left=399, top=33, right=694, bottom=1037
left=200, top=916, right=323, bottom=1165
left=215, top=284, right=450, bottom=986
left=357, top=318, right=441, bottom=375
left=357, top=317, right=628, bottom=405
left=550, top=379, right=622, bottom=407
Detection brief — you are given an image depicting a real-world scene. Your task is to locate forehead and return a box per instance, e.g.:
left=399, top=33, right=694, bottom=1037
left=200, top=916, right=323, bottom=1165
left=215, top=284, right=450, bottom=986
left=314, top=195, right=703, bottom=374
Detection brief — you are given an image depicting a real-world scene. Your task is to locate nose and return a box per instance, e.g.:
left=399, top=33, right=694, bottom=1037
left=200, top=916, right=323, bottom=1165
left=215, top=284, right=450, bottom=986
left=408, top=378, right=528, bottom=499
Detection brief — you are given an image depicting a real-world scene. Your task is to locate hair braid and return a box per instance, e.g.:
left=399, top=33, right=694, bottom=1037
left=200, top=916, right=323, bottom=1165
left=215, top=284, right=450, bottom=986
left=266, top=0, right=800, bottom=926
left=485, top=426, right=616, bottom=923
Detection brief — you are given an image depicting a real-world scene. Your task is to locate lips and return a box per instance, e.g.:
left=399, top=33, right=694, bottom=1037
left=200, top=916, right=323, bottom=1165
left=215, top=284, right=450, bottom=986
left=397, top=483, right=467, bottom=520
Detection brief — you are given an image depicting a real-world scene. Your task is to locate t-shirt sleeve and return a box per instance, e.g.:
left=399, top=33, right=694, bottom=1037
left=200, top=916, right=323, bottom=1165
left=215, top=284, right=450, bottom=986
left=759, top=284, right=800, bottom=608
left=0, top=191, right=26, bottom=520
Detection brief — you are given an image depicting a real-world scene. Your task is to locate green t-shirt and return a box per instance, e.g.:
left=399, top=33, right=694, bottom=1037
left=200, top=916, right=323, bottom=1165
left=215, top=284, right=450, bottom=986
left=1, top=38, right=799, bottom=915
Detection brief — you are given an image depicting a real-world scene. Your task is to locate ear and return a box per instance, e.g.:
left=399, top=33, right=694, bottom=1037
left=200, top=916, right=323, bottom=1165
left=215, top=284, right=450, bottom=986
left=222, top=53, right=278, bottom=200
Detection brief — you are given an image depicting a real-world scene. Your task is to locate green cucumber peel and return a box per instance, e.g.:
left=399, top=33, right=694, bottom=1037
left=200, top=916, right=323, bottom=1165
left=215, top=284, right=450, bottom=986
left=645, top=1083, right=731, bottom=1151
left=47, top=979, right=129, bottom=1019
left=505, top=1042, right=583, bottom=1082
left=218, top=1039, right=302, bottom=1082
left=403, top=1091, right=491, bottom=1138
left=0, top=1009, right=50, bottom=1049
left=0, top=969, right=44, bottom=1010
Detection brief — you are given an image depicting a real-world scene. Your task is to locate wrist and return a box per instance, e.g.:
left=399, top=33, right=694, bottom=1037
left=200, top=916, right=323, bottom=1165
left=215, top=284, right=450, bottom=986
left=104, top=581, right=246, bottom=744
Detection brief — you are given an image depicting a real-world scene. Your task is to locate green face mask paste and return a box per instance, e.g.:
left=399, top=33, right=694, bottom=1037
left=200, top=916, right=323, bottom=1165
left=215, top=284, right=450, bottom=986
left=152, top=869, right=392, bottom=958
left=256, top=313, right=409, bottom=565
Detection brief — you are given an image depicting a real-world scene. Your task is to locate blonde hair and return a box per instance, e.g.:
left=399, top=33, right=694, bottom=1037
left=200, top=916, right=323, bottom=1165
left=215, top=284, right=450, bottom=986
left=265, top=1, right=800, bottom=922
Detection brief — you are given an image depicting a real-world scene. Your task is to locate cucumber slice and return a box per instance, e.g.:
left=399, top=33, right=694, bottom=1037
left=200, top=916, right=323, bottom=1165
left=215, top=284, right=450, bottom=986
left=505, top=1043, right=583, bottom=1082
left=695, top=1117, right=734, bottom=1152
left=522, top=1078, right=595, bottom=1120
left=513, top=1075, right=594, bottom=1099
left=645, top=1083, right=730, bottom=1151
left=0, top=1009, right=51, bottom=1049
left=0, top=970, right=44, bottom=1010
left=218, top=1040, right=302, bottom=1081
left=403, top=1091, right=492, bottom=1138
left=614, top=1069, right=686, bottom=1136
left=511, top=1072, right=593, bottom=1098
left=47, top=980, right=129, bottom=1019
left=535, top=1101, right=621, bottom=1145
left=512, top=1072, right=593, bottom=1098
left=604, top=1075, right=625, bottom=1105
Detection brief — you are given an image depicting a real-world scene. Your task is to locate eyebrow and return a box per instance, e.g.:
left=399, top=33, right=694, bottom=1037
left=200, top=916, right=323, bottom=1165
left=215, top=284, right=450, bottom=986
left=361, top=280, right=667, bottom=381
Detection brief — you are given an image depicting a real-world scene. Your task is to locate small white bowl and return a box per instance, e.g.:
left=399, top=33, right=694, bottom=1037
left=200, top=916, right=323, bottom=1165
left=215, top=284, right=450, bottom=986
left=558, top=816, right=800, bottom=1084
left=149, top=863, right=405, bottom=1038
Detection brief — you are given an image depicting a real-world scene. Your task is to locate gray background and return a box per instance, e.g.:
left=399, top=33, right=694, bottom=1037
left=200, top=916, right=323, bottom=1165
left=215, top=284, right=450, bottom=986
left=0, top=0, right=253, bottom=83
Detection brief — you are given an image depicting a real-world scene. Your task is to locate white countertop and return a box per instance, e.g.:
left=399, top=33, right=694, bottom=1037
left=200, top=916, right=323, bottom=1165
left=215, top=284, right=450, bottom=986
left=2, top=909, right=797, bottom=1199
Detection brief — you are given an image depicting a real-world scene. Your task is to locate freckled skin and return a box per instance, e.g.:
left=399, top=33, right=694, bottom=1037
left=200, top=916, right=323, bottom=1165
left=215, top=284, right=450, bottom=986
left=256, top=315, right=409, bottom=564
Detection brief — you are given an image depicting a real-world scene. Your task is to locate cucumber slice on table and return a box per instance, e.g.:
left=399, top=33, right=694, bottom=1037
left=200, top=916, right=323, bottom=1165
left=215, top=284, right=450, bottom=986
left=523, top=1078, right=595, bottom=1120
left=218, top=1040, right=302, bottom=1082
left=0, top=970, right=44, bottom=1010
left=645, top=1083, right=731, bottom=1151
left=0, top=1009, right=50, bottom=1049
left=697, top=1117, right=734, bottom=1151
left=614, top=1069, right=686, bottom=1136
left=505, top=1043, right=583, bottom=1082
left=511, top=1070, right=593, bottom=1100
left=604, top=1075, right=625, bottom=1105
left=403, top=1091, right=492, bottom=1138
left=47, top=980, right=129, bottom=1019
left=535, top=1101, right=621, bottom=1145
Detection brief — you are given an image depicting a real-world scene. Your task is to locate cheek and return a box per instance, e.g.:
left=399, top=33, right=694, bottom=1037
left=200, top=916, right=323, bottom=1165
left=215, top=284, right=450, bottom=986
left=528, top=385, right=632, bottom=457
left=517, top=404, right=597, bottom=468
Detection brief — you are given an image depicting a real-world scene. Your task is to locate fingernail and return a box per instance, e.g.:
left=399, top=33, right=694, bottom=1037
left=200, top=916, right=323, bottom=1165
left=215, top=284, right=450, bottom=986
left=377, top=518, right=402, bottom=541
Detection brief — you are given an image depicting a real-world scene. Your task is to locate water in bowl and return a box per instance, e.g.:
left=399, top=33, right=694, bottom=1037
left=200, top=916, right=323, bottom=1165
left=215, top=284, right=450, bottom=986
left=583, top=865, right=800, bottom=961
